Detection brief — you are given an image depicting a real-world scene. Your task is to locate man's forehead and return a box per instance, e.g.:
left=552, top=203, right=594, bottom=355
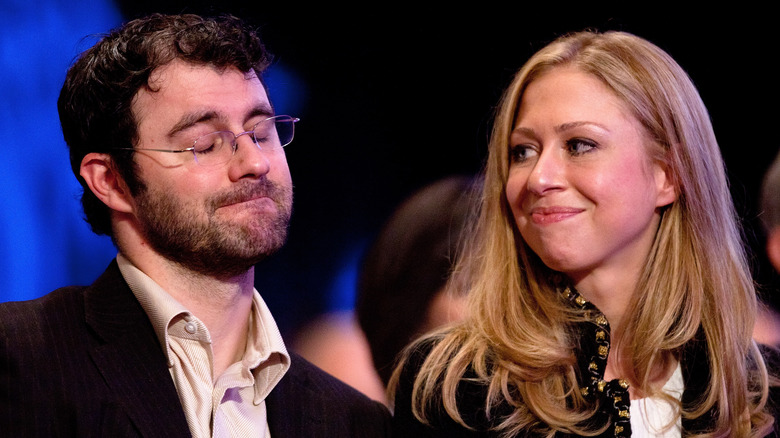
left=132, top=59, right=270, bottom=123
left=145, top=59, right=260, bottom=91
left=132, top=60, right=273, bottom=133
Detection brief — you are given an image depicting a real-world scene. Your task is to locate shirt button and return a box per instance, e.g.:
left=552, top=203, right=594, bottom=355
left=185, top=322, right=197, bottom=334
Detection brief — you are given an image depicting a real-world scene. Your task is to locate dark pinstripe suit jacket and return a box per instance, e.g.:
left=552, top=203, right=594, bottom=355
left=0, top=260, right=391, bottom=437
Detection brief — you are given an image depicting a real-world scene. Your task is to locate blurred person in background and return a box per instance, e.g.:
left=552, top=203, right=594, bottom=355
left=757, top=149, right=780, bottom=347
left=357, top=175, right=476, bottom=386
left=294, top=175, right=477, bottom=404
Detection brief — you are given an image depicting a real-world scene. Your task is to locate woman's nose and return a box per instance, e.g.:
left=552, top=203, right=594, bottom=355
left=526, top=147, right=565, bottom=195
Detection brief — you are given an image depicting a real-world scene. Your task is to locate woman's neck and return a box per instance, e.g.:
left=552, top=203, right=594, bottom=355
left=572, top=270, right=636, bottom=337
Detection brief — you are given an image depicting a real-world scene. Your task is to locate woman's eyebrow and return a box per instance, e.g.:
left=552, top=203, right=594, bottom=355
left=555, top=121, right=610, bottom=133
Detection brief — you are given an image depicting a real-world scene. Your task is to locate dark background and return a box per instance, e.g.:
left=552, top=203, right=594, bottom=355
left=109, top=4, right=779, bottom=338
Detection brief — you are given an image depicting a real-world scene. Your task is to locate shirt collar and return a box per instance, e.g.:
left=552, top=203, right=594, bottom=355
left=116, top=253, right=290, bottom=403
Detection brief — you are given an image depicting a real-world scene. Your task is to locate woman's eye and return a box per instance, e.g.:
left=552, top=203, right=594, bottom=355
left=566, top=138, right=597, bottom=155
left=509, top=144, right=537, bottom=164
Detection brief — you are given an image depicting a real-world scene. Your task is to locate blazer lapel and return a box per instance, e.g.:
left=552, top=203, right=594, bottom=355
left=266, top=354, right=337, bottom=436
left=84, top=261, right=190, bottom=437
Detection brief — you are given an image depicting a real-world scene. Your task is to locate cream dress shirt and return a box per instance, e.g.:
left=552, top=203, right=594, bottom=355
left=117, top=254, right=290, bottom=438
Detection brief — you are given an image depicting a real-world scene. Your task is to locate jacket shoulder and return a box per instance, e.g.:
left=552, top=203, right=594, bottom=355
left=0, top=285, right=88, bottom=348
left=267, top=351, right=391, bottom=437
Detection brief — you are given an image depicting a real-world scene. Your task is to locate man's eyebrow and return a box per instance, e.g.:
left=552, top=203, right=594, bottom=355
left=167, top=111, right=220, bottom=138
left=246, top=104, right=275, bottom=122
left=166, top=104, right=275, bottom=138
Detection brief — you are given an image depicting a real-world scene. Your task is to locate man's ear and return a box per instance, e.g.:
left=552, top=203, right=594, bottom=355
left=80, top=153, right=135, bottom=214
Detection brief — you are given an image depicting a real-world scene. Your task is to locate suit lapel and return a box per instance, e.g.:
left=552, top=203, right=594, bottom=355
left=84, top=261, right=190, bottom=437
left=266, top=354, right=336, bottom=436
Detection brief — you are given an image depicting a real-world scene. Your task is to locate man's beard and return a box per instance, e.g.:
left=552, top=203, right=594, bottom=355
left=134, top=178, right=292, bottom=279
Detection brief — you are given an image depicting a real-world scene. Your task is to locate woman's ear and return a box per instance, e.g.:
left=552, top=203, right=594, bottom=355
left=79, top=153, right=135, bottom=214
left=654, top=160, right=678, bottom=208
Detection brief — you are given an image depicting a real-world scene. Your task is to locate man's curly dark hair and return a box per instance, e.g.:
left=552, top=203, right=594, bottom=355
left=58, top=13, right=272, bottom=237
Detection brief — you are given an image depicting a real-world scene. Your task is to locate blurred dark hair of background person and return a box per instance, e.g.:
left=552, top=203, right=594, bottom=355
left=293, top=176, right=478, bottom=404
left=356, top=175, right=479, bottom=387
left=755, top=149, right=780, bottom=347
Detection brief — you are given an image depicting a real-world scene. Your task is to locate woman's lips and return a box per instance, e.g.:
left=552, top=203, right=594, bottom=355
left=529, top=206, right=583, bottom=224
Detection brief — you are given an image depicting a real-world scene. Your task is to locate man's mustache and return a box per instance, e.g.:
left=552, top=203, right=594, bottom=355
left=210, top=178, right=288, bottom=209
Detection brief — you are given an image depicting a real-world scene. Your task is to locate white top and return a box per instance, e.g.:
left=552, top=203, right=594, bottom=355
left=629, top=362, right=684, bottom=437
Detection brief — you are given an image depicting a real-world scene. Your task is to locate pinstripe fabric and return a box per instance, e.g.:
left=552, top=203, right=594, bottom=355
left=118, top=255, right=290, bottom=438
left=0, top=260, right=191, bottom=437
left=0, top=259, right=392, bottom=437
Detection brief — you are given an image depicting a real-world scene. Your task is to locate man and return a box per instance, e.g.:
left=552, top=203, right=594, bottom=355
left=0, top=13, right=391, bottom=437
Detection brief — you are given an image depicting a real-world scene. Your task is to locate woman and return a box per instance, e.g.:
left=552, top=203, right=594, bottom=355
left=390, top=31, right=778, bottom=437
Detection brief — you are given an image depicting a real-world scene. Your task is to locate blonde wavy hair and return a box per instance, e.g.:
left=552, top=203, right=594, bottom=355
left=390, top=30, right=774, bottom=437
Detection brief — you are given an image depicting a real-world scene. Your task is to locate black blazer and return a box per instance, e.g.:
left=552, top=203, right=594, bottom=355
left=392, top=334, right=780, bottom=437
left=0, top=260, right=391, bottom=437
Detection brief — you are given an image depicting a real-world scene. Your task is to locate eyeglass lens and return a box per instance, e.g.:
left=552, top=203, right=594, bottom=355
left=192, top=116, right=296, bottom=166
